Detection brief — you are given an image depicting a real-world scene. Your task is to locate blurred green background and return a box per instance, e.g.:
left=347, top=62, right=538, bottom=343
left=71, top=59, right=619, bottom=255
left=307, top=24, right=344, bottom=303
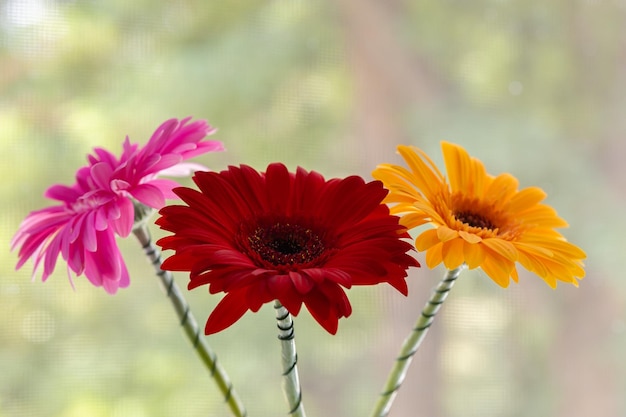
left=1, top=1, right=624, bottom=416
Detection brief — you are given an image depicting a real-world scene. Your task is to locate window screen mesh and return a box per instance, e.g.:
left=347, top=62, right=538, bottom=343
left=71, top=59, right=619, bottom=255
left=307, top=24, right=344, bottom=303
left=1, top=1, right=624, bottom=416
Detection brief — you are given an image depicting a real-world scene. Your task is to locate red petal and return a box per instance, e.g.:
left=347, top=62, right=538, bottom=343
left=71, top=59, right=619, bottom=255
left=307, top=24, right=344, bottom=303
left=290, top=271, right=315, bottom=294
left=264, top=163, right=292, bottom=214
left=204, top=291, right=251, bottom=334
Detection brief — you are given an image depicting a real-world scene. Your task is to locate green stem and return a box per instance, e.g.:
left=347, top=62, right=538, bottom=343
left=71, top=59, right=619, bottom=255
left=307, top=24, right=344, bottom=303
left=370, top=266, right=466, bottom=417
left=274, top=300, right=307, bottom=417
left=133, top=225, right=248, bottom=417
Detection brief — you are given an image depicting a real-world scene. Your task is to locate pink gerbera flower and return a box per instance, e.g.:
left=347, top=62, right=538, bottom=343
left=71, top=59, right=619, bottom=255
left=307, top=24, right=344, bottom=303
left=11, top=117, right=223, bottom=294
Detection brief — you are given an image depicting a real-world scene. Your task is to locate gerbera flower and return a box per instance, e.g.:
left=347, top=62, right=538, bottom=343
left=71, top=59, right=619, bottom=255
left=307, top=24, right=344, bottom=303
left=372, top=142, right=585, bottom=288
left=11, top=117, right=223, bottom=293
left=156, top=163, right=419, bottom=335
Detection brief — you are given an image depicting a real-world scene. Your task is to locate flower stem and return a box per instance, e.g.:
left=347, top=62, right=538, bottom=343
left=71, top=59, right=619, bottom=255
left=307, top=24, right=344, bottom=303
left=132, top=225, right=248, bottom=417
left=370, top=265, right=466, bottom=417
left=274, top=300, right=307, bottom=417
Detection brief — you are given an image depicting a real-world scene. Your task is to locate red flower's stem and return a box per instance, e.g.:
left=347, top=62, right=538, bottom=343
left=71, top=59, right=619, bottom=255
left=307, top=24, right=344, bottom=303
left=133, top=225, right=248, bottom=417
left=370, top=265, right=466, bottom=417
left=274, top=300, right=307, bottom=417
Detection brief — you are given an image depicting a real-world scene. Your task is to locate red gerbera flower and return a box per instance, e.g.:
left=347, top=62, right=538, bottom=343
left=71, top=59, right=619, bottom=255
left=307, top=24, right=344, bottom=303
left=156, top=163, right=419, bottom=334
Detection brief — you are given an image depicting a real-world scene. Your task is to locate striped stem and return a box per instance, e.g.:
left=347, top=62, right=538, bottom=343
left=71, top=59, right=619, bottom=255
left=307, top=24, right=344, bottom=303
left=274, top=301, right=307, bottom=417
left=370, top=266, right=466, bottom=417
left=132, top=225, right=248, bottom=417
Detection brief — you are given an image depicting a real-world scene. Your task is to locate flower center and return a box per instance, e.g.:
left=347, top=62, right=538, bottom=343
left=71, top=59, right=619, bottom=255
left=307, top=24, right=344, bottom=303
left=243, top=218, right=328, bottom=269
left=454, top=210, right=497, bottom=230
left=447, top=193, right=511, bottom=237
left=70, top=190, right=113, bottom=214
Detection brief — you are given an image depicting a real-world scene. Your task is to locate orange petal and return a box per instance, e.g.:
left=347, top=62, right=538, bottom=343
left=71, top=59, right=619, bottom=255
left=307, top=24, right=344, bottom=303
left=484, top=173, right=518, bottom=203
left=441, top=141, right=472, bottom=194
left=562, top=260, right=585, bottom=279
left=514, top=241, right=554, bottom=258
left=482, top=238, right=518, bottom=261
left=516, top=245, right=584, bottom=287
left=517, top=205, right=569, bottom=228
left=458, top=230, right=482, bottom=243
left=413, top=200, right=446, bottom=224
left=425, top=242, right=444, bottom=269
left=463, top=241, right=486, bottom=269
left=480, top=255, right=514, bottom=288
left=516, top=249, right=549, bottom=279
left=508, top=186, right=546, bottom=214
left=468, top=153, right=488, bottom=196
left=396, top=145, right=445, bottom=200
left=373, top=165, right=425, bottom=202
left=519, top=237, right=586, bottom=260
left=542, top=259, right=580, bottom=285
left=397, top=212, right=430, bottom=229
left=437, top=225, right=458, bottom=242
left=389, top=203, right=419, bottom=216
left=441, top=238, right=465, bottom=270
left=415, top=228, right=440, bottom=251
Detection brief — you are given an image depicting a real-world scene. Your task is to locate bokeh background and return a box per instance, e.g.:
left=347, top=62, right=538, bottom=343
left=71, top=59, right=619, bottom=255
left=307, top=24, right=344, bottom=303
left=1, top=1, right=625, bottom=416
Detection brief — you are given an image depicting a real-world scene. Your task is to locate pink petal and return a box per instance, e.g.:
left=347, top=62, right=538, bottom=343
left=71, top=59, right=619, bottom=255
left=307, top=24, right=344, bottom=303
left=158, top=162, right=208, bottom=177
left=90, top=162, right=114, bottom=190
left=44, top=184, right=81, bottom=203
left=11, top=209, right=69, bottom=248
left=120, top=136, right=139, bottom=163
left=142, top=154, right=183, bottom=176
left=118, top=260, right=130, bottom=289
left=102, top=264, right=125, bottom=294
left=83, top=259, right=103, bottom=287
left=65, top=238, right=85, bottom=276
left=110, top=198, right=135, bottom=237
left=110, top=179, right=131, bottom=193
left=92, top=147, right=119, bottom=167
left=61, top=221, right=86, bottom=276
left=94, top=208, right=108, bottom=231
left=137, top=153, right=162, bottom=172
left=142, top=178, right=181, bottom=200
left=83, top=230, right=124, bottom=288
left=42, top=234, right=63, bottom=280
left=131, top=183, right=166, bottom=209
left=75, top=166, right=93, bottom=191
left=181, top=140, right=224, bottom=159
left=106, top=200, right=121, bottom=220
left=82, top=210, right=98, bottom=252
left=146, top=119, right=177, bottom=151
left=68, top=213, right=86, bottom=244
left=14, top=231, right=48, bottom=269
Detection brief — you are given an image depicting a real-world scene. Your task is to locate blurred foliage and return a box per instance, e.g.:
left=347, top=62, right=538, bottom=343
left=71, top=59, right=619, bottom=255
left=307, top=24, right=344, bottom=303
left=2, top=1, right=625, bottom=417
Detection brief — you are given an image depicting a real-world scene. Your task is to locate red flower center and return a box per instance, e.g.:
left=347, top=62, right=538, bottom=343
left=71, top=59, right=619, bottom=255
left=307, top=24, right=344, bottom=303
left=241, top=217, right=330, bottom=270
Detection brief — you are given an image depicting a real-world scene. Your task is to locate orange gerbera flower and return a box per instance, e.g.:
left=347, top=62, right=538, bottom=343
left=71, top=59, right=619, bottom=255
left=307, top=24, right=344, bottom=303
left=372, top=142, right=586, bottom=288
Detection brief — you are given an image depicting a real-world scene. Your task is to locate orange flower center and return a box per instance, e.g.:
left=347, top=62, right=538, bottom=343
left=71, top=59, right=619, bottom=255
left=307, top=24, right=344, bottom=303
left=447, top=193, right=520, bottom=239
left=453, top=210, right=497, bottom=230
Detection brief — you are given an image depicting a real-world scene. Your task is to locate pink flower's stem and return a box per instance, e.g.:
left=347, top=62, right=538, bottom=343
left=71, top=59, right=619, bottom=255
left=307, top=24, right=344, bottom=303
left=370, top=266, right=465, bottom=417
left=274, top=300, right=307, bottom=417
left=133, top=225, right=248, bottom=417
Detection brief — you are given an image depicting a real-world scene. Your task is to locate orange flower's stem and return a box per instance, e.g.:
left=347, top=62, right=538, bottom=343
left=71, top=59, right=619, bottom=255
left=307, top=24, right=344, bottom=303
left=133, top=225, right=248, bottom=417
left=274, top=300, right=307, bottom=417
left=370, top=265, right=466, bottom=417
